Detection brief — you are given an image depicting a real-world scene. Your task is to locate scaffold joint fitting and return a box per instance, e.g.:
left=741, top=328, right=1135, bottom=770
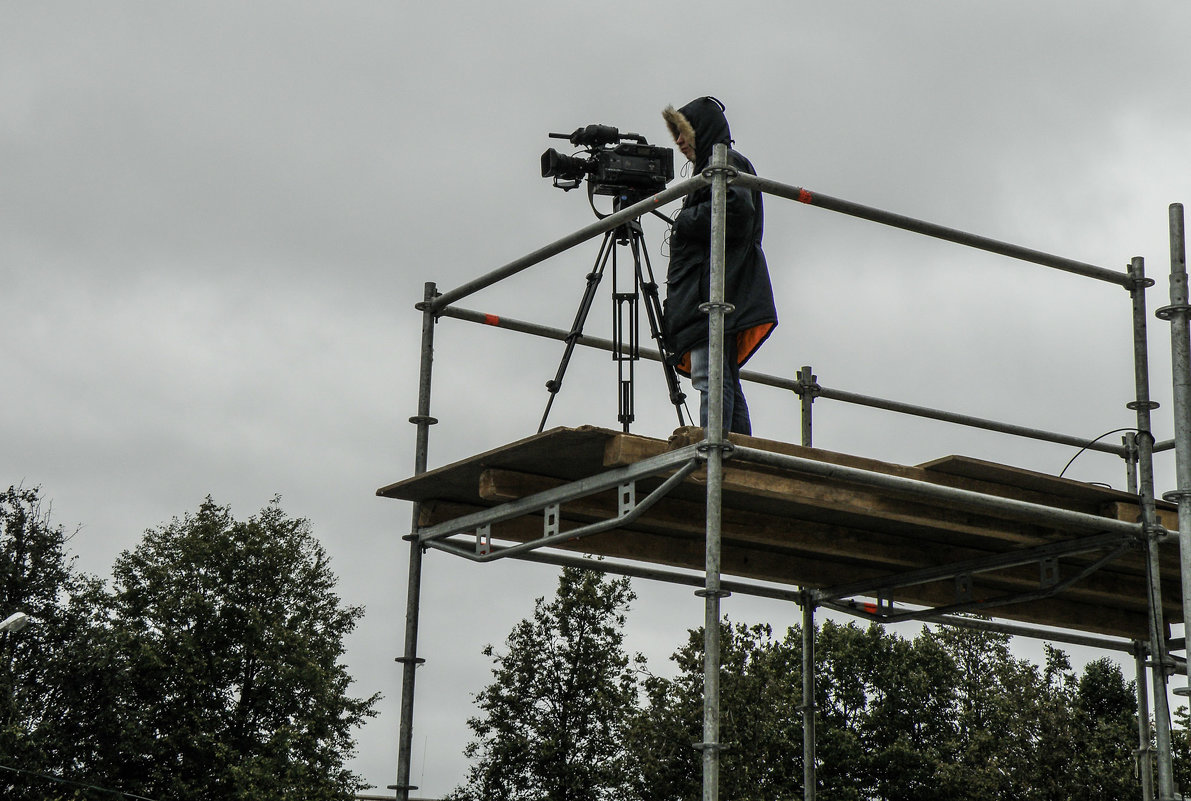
left=696, top=440, right=735, bottom=458
left=700, top=164, right=739, bottom=181
left=698, top=300, right=736, bottom=315
left=1155, top=302, right=1191, bottom=321
left=1143, top=524, right=1171, bottom=541
left=795, top=367, right=821, bottom=398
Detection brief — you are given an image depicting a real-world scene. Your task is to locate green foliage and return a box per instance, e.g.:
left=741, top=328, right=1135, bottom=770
left=922, top=626, right=1040, bottom=799
left=2, top=492, right=378, bottom=801
left=628, top=617, right=1150, bottom=801
left=1174, top=705, right=1189, bottom=794
left=816, top=621, right=958, bottom=800
left=0, top=485, right=104, bottom=799
left=453, top=567, right=641, bottom=801
left=630, top=620, right=804, bottom=801
left=99, top=497, right=379, bottom=801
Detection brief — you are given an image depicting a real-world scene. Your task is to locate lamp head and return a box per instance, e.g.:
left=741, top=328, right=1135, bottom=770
left=0, top=612, right=30, bottom=633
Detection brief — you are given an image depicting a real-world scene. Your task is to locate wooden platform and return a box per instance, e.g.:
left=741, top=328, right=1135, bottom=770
left=378, top=426, right=1184, bottom=640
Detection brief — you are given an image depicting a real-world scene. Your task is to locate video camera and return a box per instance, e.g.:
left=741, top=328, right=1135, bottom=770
left=541, top=124, right=674, bottom=196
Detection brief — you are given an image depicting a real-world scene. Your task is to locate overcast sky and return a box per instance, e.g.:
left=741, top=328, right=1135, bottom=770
left=4, top=2, right=1191, bottom=795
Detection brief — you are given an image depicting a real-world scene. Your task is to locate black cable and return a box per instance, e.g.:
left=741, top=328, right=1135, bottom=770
left=1057, top=427, right=1139, bottom=480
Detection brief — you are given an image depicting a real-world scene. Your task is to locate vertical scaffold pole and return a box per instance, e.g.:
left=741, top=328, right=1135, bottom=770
left=1162, top=203, right=1191, bottom=708
left=801, top=595, right=816, bottom=801
left=797, top=365, right=816, bottom=447
left=394, top=281, right=439, bottom=801
left=698, top=142, right=732, bottom=801
left=1127, top=257, right=1177, bottom=800
left=1134, top=641, right=1155, bottom=801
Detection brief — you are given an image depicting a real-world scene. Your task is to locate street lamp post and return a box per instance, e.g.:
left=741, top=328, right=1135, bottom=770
left=1, top=611, right=32, bottom=729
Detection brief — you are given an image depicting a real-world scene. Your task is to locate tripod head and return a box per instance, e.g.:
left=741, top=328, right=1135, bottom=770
left=612, top=189, right=681, bottom=236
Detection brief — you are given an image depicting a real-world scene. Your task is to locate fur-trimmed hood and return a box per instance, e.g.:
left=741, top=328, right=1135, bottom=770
left=663, top=96, right=732, bottom=170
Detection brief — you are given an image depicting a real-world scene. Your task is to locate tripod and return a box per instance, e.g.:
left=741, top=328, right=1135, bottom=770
left=538, top=197, right=690, bottom=433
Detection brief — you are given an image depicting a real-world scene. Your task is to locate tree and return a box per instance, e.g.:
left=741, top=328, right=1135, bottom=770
left=453, top=567, right=641, bottom=801
left=911, top=626, right=1143, bottom=801
left=89, top=497, right=379, bottom=801
left=632, top=619, right=970, bottom=801
left=630, top=620, right=804, bottom=801
left=816, top=621, right=960, bottom=801
left=0, top=484, right=104, bottom=799
left=631, top=617, right=1149, bottom=801
left=1173, top=705, right=1189, bottom=795
left=1068, top=656, right=1141, bottom=800
left=923, top=625, right=1044, bottom=799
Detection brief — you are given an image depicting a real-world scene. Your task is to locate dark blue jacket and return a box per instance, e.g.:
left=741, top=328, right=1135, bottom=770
left=662, top=97, right=777, bottom=376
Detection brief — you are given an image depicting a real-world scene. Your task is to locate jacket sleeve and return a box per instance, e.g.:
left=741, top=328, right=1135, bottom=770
left=672, top=179, right=755, bottom=245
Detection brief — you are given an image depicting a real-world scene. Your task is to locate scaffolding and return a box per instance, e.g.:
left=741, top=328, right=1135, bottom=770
left=381, top=145, right=1191, bottom=800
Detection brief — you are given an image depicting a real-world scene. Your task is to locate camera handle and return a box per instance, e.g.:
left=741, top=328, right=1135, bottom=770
left=537, top=210, right=690, bottom=434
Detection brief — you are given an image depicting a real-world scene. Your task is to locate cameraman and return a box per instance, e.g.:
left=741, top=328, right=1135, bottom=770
left=661, top=96, right=777, bottom=435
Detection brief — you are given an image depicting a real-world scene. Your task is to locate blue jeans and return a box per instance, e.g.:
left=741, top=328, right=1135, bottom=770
left=690, top=338, right=751, bottom=435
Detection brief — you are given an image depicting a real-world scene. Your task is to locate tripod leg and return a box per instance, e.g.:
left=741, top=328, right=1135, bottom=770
left=631, top=228, right=692, bottom=427
left=537, top=231, right=614, bottom=433
left=613, top=234, right=638, bottom=432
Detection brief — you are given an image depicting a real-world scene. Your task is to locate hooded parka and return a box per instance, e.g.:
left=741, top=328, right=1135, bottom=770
left=662, top=97, right=777, bottom=377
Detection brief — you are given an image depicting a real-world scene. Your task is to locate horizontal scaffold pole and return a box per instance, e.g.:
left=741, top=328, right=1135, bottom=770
left=426, top=175, right=707, bottom=313
left=813, top=529, right=1131, bottom=603
left=821, top=598, right=1139, bottom=655
left=427, top=459, right=700, bottom=562
left=732, top=173, right=1136, bottom=290
left=413, top=444, right=703, bottom=544
left=439, top=304, right=1126, bottom=456
left=439, top=539, right=1143, bottom=655
left=787, top=382, right=1130, bottom=456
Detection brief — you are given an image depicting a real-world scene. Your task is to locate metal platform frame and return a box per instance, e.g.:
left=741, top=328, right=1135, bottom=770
left=390, top=145, right=1191, bottom=801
